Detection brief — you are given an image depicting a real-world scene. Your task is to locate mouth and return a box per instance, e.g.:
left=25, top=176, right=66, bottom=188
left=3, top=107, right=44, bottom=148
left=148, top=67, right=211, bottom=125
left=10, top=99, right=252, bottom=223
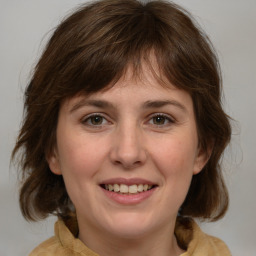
left=99, top=179, right=158, bottom=204
left=100, top=183, right=158, bottom=195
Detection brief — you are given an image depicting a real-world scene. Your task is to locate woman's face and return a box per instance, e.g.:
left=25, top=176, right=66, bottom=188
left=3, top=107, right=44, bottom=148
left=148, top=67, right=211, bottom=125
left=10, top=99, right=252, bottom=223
left=48, top=66, right=208, bottom=240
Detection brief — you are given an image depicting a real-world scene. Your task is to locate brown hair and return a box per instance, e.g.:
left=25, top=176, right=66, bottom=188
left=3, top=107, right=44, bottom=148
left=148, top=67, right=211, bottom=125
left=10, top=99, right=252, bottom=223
left=12, top=0, right=231, bottom=222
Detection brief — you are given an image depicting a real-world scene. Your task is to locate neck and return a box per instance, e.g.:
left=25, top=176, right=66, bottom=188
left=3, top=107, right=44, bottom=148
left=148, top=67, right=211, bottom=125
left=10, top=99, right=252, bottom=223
left=78, top=218, right=185, bottom=256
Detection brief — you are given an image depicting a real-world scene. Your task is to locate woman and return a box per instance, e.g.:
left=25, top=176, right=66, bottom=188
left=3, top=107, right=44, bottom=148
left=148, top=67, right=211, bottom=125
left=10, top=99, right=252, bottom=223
left=12, top=0, right=232, bottom=255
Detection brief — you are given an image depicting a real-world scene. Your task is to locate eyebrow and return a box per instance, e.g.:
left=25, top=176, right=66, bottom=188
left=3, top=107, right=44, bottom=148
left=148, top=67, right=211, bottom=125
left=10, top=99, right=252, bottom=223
left=70, top=99, right=115, bottom=113
left=142, top=100, right=187, bottom=112
left=70, top=99, right=187, bottom=113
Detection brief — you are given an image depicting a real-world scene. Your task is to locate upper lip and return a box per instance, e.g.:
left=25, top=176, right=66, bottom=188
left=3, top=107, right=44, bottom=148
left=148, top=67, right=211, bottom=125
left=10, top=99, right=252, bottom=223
left=100, top=178, right=157, bottom=186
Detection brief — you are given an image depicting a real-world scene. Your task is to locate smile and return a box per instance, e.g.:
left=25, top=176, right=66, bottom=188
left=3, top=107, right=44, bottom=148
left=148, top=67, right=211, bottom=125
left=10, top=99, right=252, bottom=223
left=99, top=178, right=158, bottom=204
left=102, top=184, right=155, bottom=194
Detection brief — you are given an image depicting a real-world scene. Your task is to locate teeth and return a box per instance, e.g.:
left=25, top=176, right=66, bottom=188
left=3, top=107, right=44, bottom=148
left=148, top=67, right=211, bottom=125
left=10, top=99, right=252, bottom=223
left=143, top=184, right=148, bottom=191
left=120, top=184, right=129, bottom=193
left=129, top=185, right=137, bottom=194
left=104, top=184, right=154, bottom=194
left=138, top=184, right=144, bottom=192
left=114, top=184, right=120, bottom=192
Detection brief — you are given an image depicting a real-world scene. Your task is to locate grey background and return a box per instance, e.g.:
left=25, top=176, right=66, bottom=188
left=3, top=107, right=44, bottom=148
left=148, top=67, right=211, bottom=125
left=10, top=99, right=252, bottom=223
left=1, top=0, right=255, bottom=255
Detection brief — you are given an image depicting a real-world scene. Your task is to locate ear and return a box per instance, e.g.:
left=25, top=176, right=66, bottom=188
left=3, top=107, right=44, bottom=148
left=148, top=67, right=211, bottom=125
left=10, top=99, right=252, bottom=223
left=46, top=148, right=62, bottom=175
left=193, top=142, right=214, bottom=175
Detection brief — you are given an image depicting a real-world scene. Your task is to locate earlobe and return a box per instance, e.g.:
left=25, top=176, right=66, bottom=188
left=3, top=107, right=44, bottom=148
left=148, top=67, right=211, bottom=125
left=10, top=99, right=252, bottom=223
left=47, top=149, right=62, bottom=175
left=193, top=143, right=213, bottom=175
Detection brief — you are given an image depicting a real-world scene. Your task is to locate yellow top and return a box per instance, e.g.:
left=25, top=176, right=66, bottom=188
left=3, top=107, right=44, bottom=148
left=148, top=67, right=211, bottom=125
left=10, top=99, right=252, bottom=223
left=29, top=218, right=231, bottom=256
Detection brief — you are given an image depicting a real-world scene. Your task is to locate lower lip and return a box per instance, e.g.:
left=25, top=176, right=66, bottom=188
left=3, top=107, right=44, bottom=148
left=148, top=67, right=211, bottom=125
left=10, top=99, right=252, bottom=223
left=101, top=187, right=157, bottom=205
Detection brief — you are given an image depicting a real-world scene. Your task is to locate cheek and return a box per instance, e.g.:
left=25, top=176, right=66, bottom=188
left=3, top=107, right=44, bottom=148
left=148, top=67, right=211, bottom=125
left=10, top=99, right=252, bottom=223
left=148, top=138, right=198, bottom=216
left=151, top=137, right=198, bottom=179
left=56, top=135, right=107, bottom=205
left=56, top=132, right=106, bottom=178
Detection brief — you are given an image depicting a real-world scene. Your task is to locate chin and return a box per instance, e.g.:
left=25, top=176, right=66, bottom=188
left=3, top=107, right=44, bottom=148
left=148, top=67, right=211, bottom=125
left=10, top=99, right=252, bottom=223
left=102, top=212, right=156, bottom=239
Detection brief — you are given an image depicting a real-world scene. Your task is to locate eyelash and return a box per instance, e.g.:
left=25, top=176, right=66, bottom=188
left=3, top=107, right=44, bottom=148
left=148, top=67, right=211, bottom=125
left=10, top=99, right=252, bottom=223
left=81, top=113, right=109, bottom=127
left=147, top=113, right=175, bottom=127
left=81, top=113, right=175, bottom=128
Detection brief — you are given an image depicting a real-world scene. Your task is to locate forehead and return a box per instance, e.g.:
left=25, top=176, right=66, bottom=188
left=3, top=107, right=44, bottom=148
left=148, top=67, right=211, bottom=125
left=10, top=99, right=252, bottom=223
left=62, top=65, right=194, bottom=117
left=61, top=55, right=194, bottom=114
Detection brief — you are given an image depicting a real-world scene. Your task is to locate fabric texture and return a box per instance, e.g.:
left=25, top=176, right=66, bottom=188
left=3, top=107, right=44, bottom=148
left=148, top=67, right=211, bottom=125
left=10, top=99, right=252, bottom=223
left=29, top=218, right=231, bottom=256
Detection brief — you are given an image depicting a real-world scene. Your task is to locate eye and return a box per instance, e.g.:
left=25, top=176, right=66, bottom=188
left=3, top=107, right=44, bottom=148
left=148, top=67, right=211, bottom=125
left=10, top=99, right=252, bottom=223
left=148, top=114, right=174, bottom=126
left=82, top=114, right=108, bottom=126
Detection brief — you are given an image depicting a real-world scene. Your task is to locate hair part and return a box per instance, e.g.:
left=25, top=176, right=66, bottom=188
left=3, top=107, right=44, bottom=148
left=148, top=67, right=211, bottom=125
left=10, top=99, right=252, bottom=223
left=12, top=0, right=231, bottom=222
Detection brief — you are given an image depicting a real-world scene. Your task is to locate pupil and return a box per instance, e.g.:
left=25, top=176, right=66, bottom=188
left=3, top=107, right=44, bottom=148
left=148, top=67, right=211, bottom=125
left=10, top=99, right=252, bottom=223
left=92, top=116, right=102, bottom=125
left=154, top=116, right=165, bottom=125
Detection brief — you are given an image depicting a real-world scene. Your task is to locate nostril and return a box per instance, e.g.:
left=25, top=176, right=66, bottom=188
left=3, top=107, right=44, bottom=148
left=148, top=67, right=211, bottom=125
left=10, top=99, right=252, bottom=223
left=113, top=160, right=143, bottom=170
left=109, top=140, right=147, bottom=169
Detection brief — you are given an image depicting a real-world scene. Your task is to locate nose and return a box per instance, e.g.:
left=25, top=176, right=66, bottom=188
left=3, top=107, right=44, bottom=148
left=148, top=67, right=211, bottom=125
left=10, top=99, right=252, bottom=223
left=110, top=124, right=147, bottom=169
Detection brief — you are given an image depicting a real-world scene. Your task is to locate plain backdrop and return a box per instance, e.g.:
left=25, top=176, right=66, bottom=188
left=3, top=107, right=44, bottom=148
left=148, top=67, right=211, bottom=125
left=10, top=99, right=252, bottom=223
left=1, top=0, right=255, bottom=255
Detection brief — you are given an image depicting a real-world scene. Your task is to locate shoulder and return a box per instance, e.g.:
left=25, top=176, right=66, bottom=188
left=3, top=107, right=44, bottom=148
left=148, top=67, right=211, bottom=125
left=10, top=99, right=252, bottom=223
left=29, top=219, right=99, bottom=256
left=187, top=220, right=232, bottom=255
left=29, top=236, right=65, bottom=256
left=176, top=218, right=231, bottom=256
left=203, top=234, right=231, bottom=255
left=28, top=220, right=69, bottom=256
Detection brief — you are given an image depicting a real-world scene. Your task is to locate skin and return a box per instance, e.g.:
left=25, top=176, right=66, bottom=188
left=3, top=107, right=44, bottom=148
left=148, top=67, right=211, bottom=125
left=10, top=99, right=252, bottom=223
left=48, top=64, right=209, bottom=256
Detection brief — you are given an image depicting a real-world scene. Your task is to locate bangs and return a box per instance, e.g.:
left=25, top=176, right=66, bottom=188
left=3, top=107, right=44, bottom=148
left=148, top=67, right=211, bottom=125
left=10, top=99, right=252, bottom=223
left=51, top=18, right=170, bottom=98
left=37, top=0, right=210, bottom=102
